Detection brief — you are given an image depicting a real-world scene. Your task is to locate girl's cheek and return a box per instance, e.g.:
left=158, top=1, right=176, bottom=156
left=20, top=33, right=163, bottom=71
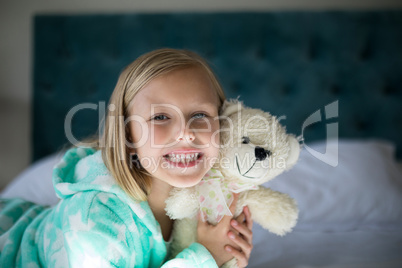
left=128, top=117, right=149, bottom=144
left=150, top=124, right=169, bottom=145
left=207, top=120, right=220, bottom=158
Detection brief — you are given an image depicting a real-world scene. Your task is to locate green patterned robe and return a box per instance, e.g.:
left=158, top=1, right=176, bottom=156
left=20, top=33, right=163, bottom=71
left=0, top=147, right=217, bottom=267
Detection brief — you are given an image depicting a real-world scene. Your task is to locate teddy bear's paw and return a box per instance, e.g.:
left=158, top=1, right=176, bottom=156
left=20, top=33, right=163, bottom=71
left=165, top=187, right=199, bottom=219
left=170, top=218, right=198, bottom=258
left=221, top=258, right=238, bottom=268
left=253, top=199, right=298, bottom=236
left=246, top=188, right=299, bottom=236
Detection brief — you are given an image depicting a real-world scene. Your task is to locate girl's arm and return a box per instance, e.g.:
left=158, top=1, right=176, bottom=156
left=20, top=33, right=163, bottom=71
left=59, top=192, right=220, bottom=268
left=162, top=243, right=218, bottom=267
left=63, top=230, right=218, bottom=268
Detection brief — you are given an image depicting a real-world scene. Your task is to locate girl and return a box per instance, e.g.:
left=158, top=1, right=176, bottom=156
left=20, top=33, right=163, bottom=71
left=0, top=48, right=253, bottom=267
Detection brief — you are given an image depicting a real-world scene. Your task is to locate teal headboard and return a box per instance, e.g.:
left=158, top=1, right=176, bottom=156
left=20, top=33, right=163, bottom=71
left=33, top=11, right=402, bottom=161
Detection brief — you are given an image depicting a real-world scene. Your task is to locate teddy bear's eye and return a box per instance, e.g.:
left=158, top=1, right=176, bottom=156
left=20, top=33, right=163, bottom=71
left=242, top=136, right=250, bottom=144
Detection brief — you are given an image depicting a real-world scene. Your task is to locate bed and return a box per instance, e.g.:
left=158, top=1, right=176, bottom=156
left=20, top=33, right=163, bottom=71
left=1, top=11, right=402, bottom=267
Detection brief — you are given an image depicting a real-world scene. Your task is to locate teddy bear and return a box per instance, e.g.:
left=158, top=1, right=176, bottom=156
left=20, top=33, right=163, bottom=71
left=165, top=99, right=300, bottom=267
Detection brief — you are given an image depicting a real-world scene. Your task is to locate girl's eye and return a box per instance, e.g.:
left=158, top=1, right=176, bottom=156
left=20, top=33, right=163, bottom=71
left=151, top=114, right=168, bottom=121
left=192, top=113, right=207, bottom=119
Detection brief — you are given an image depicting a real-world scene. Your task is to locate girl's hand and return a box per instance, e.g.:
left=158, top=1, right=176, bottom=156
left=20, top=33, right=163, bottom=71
left=197, top=194, right=253, bottom=267
left=225, top=206, right=253, bottom=268
left=197, top=194, right=240, bottom=266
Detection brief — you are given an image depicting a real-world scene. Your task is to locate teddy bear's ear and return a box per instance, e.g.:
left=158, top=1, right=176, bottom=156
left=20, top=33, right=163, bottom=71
left=286, top=135, right=301, bottom=170
left=221, top=99, right=243, bottom=117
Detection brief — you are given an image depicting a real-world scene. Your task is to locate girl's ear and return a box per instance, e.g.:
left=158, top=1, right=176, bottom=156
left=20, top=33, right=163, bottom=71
left=126, top=126, right=134, bottom=143
left=125, top=128, right=136, bottom=154
left=221, top=99, right=243, bottom=117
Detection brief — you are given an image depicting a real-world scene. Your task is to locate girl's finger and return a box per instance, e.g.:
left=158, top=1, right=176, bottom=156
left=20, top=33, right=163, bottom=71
left=231, top=219, right=253, bottom=243
left=243, top=206, right=253, bottom=230
left=225, top=245, right=248, bottom=268
left=235, top=211, right=246, bottom=223
left=229, top=193, right=239, bottom=214
left=231, top=212, right=244, bottom=237
left=227, top=231, right=253, bottom=257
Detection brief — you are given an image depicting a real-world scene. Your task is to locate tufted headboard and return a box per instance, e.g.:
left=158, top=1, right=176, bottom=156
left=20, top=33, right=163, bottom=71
left=33, top=11, right=402, bottom=161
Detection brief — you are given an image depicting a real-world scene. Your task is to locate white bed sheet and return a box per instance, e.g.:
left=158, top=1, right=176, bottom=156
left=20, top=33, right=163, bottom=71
left=0, top=151, right=62, bottom=205
left=250, top=224, right=402, bottom=268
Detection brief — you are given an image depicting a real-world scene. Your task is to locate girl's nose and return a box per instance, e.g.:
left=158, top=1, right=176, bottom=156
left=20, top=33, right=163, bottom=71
left=177, top=125, right=195, bottom=142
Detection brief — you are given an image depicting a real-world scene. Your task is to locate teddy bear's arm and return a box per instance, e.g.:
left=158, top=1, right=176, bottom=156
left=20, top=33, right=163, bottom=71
left=165, top=187, right=199, bottom=220
left=241, top=187, right=298, bottom=236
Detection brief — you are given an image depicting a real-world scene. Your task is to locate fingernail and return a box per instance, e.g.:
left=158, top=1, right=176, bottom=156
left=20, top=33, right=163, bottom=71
left=228, top=232, right=235, bottom=239
left=225, top=246, right=232, bottom=252
left=231, top=220, right=238, bottom=226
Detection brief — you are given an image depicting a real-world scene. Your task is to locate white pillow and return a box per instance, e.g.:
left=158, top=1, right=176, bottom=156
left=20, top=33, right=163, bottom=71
left=0, top=151, right=64, bottom=206
left=265, top=139, right=402, bottom=232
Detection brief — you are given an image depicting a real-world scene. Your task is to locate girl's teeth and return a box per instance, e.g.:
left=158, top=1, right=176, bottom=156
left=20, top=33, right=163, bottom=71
left=167, top=153, right=199, bottom=163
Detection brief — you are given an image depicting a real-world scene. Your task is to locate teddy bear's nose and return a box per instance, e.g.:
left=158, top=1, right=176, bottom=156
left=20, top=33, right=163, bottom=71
left=255, top=146, right=271, bottom=161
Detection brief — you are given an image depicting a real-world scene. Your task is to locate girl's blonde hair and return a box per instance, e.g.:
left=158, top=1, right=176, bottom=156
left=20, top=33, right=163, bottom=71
left=101, top=48, right=226, bottom=201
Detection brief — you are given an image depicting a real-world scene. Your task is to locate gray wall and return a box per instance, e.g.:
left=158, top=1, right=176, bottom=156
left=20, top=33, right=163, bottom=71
left=1, top=0, right=401, bottom=190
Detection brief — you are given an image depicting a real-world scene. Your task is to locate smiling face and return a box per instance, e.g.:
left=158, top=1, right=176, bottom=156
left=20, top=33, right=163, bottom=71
left=127, top=66, right=221, bottom=188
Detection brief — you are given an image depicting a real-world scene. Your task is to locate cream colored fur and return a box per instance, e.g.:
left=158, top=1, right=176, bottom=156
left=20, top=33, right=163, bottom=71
left=165, top=99, right=300, bottom=267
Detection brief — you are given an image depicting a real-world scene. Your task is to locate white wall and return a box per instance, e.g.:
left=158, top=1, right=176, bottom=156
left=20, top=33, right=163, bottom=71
left=1, top=0, right=401, bottom=190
